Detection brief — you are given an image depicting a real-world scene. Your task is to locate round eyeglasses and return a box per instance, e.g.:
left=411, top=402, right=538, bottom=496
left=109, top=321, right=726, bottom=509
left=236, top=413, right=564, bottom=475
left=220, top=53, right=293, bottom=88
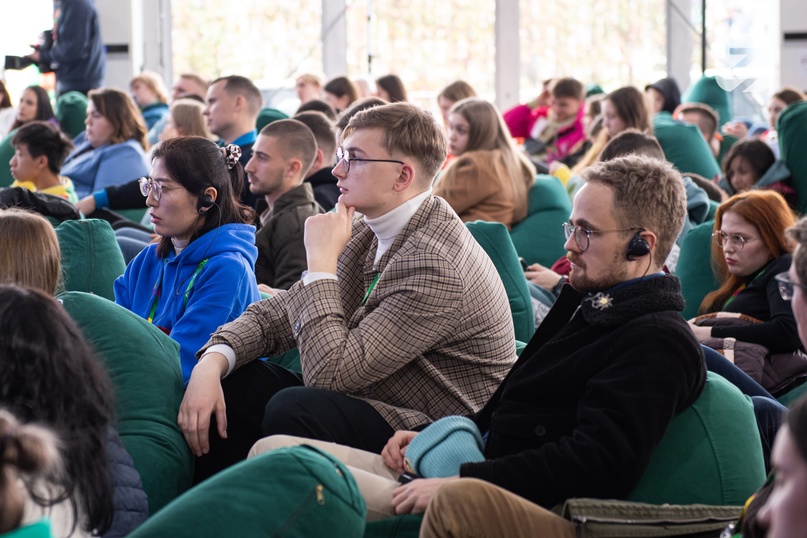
left=712, top=231, right=757, bottom=251
left=775, top=272, right=807, bottom=301
left=335, top=147, right=404, bottom=174
left=138, top=177, right=162, bottom=202
left=562, top=222, right=638, bottom=252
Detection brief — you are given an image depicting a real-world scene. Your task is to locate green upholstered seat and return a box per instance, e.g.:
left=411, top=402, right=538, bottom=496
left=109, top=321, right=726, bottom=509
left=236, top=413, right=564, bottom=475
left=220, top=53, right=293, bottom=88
left=55, top=91, right=89, bottom=139
left=0, top=129, right=17, bottom=188
left=0, top=521, right=52, bottom=538
left=58, top=291, right=192, bottom=514
left=467, top=220, right=534, bottom=342
left=129, top=446, right=366, bottom=537
left=366, top=374, right=763, bottom=537
left=628, top=372, right=765, bottom=505
left=778, top=381, right=807, bottom=408
left=56, top=218, right=126, bottom=301
left=509, top=175, right=571, bottom=267
left=682, top=76, right=733, bottom=129
left=653, top=112, right=721, bottom=180
left=677, top=220, right=719, bottom=320
left=256, top=107, right=289, bottom=132
left=717, top=133, right=739, bottom=168
left=778, top=101, right=807, bottom=213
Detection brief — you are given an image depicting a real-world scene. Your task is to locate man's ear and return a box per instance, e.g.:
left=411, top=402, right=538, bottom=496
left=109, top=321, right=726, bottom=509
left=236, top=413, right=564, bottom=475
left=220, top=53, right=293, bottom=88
left=287, top=159, right=303, bottom=177
left=233, top=94, right=245, bottom=112
left=393, top=163, right=416, bottom=192
left=641, top=229, right=658, bottom=252
left=312, top=148, right=325, bottom=169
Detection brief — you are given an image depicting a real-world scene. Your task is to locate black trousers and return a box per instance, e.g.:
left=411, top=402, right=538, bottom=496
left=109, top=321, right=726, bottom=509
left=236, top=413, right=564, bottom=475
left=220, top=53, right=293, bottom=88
left=193, top=361, right=394, bottom=484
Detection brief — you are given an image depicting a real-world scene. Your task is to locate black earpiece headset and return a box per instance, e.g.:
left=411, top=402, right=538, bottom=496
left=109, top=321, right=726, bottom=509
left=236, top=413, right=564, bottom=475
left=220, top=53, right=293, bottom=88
left=626, top=229, right=650, bottom=261
left=197, top=193, right=215, bottom=214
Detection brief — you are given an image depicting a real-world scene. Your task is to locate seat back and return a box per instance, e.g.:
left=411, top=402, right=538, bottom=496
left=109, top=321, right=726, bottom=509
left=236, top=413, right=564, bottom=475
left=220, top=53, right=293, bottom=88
left=466, top=220, right=534, bottom=342
left=59, top=291, right=193, bottom=514
left=56, top=218, right=126, bottom=301
left=628, top=372, right=766, bottom=505
left=129, top=445, right=366, bottom=538
left=509, top=175, right=571, bottom=267
left=55, top=91, right=89, bottom=139
left=778, top=100, right=807, bottom=213
left=677, top=220, right=719, bottom=320
left=0, top=128, right=16, bottom=188
left=653, top=112, right=721, bottom=179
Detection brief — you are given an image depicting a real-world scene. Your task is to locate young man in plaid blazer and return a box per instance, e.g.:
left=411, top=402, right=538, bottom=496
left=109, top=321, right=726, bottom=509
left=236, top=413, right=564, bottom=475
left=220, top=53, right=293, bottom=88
left=180, top=102, right=517, bottom=482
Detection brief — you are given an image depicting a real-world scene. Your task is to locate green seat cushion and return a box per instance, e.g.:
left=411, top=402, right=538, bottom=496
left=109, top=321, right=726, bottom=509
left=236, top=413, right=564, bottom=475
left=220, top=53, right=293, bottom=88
left=628, top=372, right=766, bottom=505
left=777, top=380, right=807, bottom=408
left=58, top=291, right=192, bottom=514
left=653, top=112, right=721, bottom=179
left=0, top=521, right=52, bottom=538
left=256, top=107, right=289, bottom=132
left=364, top=515, right=423, bottom=538
left=682, top=76, right=733, bottom=128
left=0, top=130, right=16, bottom=188
left=467, top=220, right=534, bottom=342
left=369, top=373, right=764, bottom=536
left=509, top=175, right=571, bottom=267
left=677, top=220, right=719, bottom=320
left=56, top=218, right=126, bottom=300
left=265, top=347, right=302, bottom=373
left=717, top=133, right=739, bottom=167
left=778, top=101, right=807, bottom=213
left=115, top=207, right=149, bottom=225
left=130, top=445, right=366, bottom=537
left=55, top=91, right=89, bottom=139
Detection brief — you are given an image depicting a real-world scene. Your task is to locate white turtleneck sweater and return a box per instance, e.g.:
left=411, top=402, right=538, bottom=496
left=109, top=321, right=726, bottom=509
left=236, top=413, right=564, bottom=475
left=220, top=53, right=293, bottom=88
left=210, top=189, right=433, bottom=376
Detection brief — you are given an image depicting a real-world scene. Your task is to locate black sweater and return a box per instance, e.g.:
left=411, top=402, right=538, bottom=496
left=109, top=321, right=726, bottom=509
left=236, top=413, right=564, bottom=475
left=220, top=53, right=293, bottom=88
left=710, top=255, right=801, bottom=353
left=461, top=275, right=706, bottom=508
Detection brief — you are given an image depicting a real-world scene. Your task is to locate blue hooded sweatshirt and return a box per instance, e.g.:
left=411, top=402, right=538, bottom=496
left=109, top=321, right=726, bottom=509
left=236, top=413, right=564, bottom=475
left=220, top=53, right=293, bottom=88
left=114, top=223, right=260, bottom=383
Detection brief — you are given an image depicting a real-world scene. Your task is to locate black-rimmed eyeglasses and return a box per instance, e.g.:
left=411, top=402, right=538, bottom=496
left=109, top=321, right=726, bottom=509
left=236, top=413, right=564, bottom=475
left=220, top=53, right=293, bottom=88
left=562, top=222, right=638, bottom=252
left=335, top=147, right=404, bottom=174
left=775, top=272, right=807, bottom=301
left=138, top=177, right=162, bottom=201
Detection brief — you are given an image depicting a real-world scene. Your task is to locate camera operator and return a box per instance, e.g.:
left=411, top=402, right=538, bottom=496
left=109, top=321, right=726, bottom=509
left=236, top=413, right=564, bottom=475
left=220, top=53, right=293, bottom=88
left=27, top=0, right=105, bottom=97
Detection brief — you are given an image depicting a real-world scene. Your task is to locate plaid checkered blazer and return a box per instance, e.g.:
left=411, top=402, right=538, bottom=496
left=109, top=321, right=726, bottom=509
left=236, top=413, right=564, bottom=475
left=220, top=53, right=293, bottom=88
left=202, top=195, right=516, bottom=430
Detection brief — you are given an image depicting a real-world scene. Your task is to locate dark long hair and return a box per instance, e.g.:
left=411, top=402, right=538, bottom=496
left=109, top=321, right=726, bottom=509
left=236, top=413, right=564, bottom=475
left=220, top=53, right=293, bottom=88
left=151, top=136, right=255, bottom=258
left=11, top=86, right=56, bottom=130
left=375, top=74, right=408, bottom=102
left=0, top=285, right=114, bottom=534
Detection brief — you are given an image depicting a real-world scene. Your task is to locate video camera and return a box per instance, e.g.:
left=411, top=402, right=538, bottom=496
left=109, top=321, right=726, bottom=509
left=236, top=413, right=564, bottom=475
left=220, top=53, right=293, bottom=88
left=4, top=29, right=54, bottom=73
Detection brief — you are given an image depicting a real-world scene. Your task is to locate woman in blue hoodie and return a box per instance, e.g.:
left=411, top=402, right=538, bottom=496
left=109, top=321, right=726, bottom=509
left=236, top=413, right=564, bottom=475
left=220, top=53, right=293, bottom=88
left=114, top=137, right=260, bottom=383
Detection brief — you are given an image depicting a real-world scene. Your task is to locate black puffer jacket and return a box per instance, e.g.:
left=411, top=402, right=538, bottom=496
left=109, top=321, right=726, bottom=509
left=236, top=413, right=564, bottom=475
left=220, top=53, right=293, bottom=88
left=103, top=428, right=149, bottom=537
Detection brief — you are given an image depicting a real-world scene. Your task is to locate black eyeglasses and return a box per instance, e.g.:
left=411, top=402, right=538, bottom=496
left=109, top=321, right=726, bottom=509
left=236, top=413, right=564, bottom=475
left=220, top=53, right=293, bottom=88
left=775, top=272, right=807, bottom=301
left=712, top=231, right=758, bottom=251
left=138, top=177, right=162, bottom=201
left=335, top=147, right=404, bottom=174
left=562, top=222, right=638, bottom=252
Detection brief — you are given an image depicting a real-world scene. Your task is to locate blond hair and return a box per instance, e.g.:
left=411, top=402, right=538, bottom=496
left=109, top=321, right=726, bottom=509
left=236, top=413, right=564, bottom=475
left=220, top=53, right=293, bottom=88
left=342, top=102, right=447, bottom=184
left=0, top=209, right=61, bottom=295
left=130, top=70, right=169, bottom=104
left=170, top=98, right=214, bottom=139
left=582, top=155, right=686, bottom=263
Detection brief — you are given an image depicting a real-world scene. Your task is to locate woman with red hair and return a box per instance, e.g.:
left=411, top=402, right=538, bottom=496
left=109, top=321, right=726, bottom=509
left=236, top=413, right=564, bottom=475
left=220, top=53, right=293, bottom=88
left=693, top=190, right=800, bottom=355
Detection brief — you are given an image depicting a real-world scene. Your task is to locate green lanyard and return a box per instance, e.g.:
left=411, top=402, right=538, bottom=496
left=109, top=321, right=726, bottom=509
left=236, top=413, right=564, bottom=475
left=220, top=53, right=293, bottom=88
left=723, top=267, right=767, bottom=309
left=147, top=258, right=209, bottom=323
left=361, top=272, right=381, bottom=305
